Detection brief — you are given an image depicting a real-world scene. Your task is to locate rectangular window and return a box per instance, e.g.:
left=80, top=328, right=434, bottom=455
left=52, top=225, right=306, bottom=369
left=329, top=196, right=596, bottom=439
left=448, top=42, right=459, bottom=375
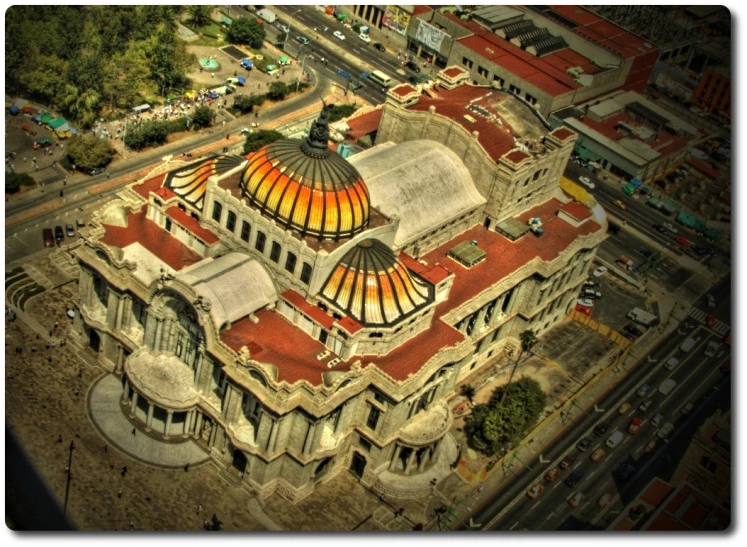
left=493, top=75, right=505, bottom=88
left=255, top=231, right=266, bottom=253
left=226, top=211, right=237, bottom=232
left=300, top=262, right=313, bottom=284
left=240, top=221, right=251, bottom=242
left=462, top=57, right=474, bottom=69
left=366, top=405, right=381, bottom=431
left=477, top=65, right=489, bottom=78
left=509, top=84, right=520, bottom=95
left=285, top=252, right=297, bottom=274
left=211, top=201, right=223, bottom=223
left=359, top=435, right=372, bottom=452
left=270, top=242, right=281, bottom=263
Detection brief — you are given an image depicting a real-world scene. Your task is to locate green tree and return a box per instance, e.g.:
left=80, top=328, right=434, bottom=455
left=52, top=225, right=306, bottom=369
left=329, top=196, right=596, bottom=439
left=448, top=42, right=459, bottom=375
left=328, top=104, right=357, bottom=123
left=187, top=5, right=213, bottom=28
left=233, top=94, right=256, bottom=114
left=66, top=135, right=115, bottom=171
left=460, top=384, right=476, bottom=404
left=499, top=329, right=538, bottom=406
left=192, top=106, right=216, bottom=129
left=266, top=82, right=288, bottom=101
left=59, top=85, right=101, bottom=129
left=243, top=130, right=284, bottom=154
left=5, top=171, right=35, bottom=194
left=227, top=17, right=266, bottom=47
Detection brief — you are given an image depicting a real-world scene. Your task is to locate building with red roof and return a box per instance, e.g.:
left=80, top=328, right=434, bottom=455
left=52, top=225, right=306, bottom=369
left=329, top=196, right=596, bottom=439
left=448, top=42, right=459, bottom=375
left=72, top=96, right=606, bottom=504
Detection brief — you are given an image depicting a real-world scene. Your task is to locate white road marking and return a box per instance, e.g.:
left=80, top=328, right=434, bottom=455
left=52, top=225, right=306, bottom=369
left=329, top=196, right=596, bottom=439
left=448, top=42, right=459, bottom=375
left=531, top=501, right=541, bottom=511
left=544, top=511, right=555, bottom=521
left=509, top=521, right=519, bottom=531
left=553, top=481, right=562, bottom=489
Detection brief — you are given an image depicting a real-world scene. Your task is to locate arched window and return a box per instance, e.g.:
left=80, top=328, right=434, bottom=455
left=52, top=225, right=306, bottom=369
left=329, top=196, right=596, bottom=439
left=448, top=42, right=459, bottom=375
left=285, top=252, right=297, bottom=274
left=226, top=211, right=237, bottom=232
left=300, top=262, right=313, bottom=284
left=212, top=201, right=223, bottom=222
left=240, top=221, right=251, bottom=242
left=270, top=241, right=281, bottom=263
left=255, top=231, right=266, bottom=253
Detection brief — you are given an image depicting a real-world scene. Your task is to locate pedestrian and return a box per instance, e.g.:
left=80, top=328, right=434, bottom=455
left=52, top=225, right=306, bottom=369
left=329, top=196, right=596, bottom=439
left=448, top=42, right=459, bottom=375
left=184, top=463, right=190, bottom=472
left=117, top=490, right=123, bottom=499
left=197, top=503, right=202, bottom=514
left=54, top=320, right=59, bottom=329
left=107, top=172, right=111, bottom=179
left=74, top=388, right=79, bottom=396
left=103, top=444, right=108, bottom=453
left=121, top=466, right=127, bottom=477
left=132, top=428, right=136, bottom=436
left=57, top=435, right=63, bottom=443
left=63, top=178, right=67, bottom=186
left=48, top=356, right=52, bottom=363
left=22, top=156, right=26, bottom=163
left=226, top=133, right=230, bottom=140
left=222, top=120, right=225, bottom=127
left=65, top=466, right=70, bottom=474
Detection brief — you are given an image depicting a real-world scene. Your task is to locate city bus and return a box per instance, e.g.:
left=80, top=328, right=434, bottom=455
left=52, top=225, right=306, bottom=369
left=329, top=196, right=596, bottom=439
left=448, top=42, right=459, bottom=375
left=369, top=70, right=392, bottom=89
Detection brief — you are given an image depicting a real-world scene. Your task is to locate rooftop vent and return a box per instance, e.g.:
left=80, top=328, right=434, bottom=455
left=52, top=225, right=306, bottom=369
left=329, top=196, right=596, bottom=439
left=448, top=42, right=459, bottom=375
left=463, top=114, right=477, bottom=123
left=447, top=240, right=486, bottom=268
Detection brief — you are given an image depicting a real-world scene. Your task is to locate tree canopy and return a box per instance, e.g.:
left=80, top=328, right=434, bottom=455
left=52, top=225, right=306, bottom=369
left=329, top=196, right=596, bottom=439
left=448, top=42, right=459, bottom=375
left=5, top=6, right=192, bottom=127
left=192, top=106, right=216, bottom=130
left=465, top=376, right=547, bottom=456
left=227, top=17, right=266, bottom=47
left=66, top=135, right=116, bottom=171
left=243, top=130, right=284, bottom=154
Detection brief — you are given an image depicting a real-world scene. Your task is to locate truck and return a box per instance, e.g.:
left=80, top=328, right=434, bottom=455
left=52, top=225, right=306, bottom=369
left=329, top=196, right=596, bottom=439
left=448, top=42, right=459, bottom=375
left=257, top=8, right=276, bottom=24
left=627, top=307, right=658, bottom=327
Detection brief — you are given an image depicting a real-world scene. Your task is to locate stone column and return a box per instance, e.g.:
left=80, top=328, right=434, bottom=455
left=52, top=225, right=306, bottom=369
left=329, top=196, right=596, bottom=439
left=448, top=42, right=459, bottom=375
left=115, top=294, right=126, bottom=331
left=475, top=305, right=488, bottom=329
left=267, top=418, right=279, bottom=453
left=154, top=319, right=164, bottom=352
left=405, top=447, right=417, bottom=475
left=129, top=391, right=139, bottom=416
left=418, top=448, right=429, bottom=472
left=115, top=345, right=125, bottom=374
left=432, top=437, right=444, bottom=461
left=208, top=422, right=218, bottom=448
left=194, top=412, right=204, bottom=440
left=389, top=444, right=402, bottom=471
left=121, top=379, right=130, bottom=405
left=145, top=402, right=155, bottom=431
left=302, top=421, right=317, bottom=457
left=167, top=320, right=177, bottom=353
left=194, top=350, right=204, bottom=389
left=164, top=410, right=174, bottom=439
left=184, top=410, right=193, bottom=436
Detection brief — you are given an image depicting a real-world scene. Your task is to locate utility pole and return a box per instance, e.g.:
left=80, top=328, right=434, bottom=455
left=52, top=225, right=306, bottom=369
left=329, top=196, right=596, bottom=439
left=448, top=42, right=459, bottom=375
left=284, top=8, right=303, bottom=51
left=296, top=52, right=307, bottom=93
left=63, top=441, right=75, bottom=516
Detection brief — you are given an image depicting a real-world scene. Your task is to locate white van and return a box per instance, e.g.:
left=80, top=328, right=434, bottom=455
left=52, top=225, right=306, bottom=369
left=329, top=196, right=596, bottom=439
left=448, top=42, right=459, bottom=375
left=679, top=337, right=696, bottom=352
left=659, top=379, right=677, bottom=395
left=605, top=431, right=624, bottom=448
left=369, top=69, right=392, bottom=89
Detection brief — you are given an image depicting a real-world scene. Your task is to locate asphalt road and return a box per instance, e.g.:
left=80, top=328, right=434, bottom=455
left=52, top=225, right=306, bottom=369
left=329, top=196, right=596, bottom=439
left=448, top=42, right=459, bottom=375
left=454, top=307, right=730, bottom=531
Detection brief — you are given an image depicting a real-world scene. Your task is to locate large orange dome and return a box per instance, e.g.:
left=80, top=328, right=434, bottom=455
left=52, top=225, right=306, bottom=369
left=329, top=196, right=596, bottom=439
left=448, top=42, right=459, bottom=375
left=240, top=106, right=370, bottom=240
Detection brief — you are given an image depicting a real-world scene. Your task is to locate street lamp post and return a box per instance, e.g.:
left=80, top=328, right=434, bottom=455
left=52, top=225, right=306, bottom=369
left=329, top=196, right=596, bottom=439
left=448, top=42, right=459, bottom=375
left=284, top=8, right=304, bottom=52
left=295, top=43, right=308, bottom=92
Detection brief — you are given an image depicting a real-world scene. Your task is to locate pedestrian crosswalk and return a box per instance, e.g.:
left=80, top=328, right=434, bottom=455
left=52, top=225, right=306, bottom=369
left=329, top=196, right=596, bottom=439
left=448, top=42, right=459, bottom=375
left=673, top=274, right=712, bottom=303
left=690, top=308, right=731, bottom=336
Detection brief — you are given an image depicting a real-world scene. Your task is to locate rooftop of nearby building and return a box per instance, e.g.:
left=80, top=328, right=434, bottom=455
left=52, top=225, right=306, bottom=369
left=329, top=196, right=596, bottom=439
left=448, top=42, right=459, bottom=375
left=409, top=84, right=551, bottom=162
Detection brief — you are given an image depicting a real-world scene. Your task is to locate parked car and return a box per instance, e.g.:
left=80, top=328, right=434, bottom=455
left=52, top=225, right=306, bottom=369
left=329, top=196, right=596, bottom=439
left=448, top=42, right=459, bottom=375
left=636, top=383, right=651, bottom=397
left=373, top=42, right=386, bottom=52
left=526, top=483, right=545, bottom=499
left=581, top=288, right=602, bottom=299
left=662, top=222, right=679, bottom=234
left=76, top=219, right=85, bottom=228
left=618, top=464, right=636, bottom=481
left=592, top=266, right=608, bottom=277
left=590, top=448, right=606, bottom=462
left=680, top=402, right=694, bottom=415
left=605, top=431, right=624, bottom=448
left=659, top=379, right=677, bottom=395
left=577, top=298, right=595, bottom=308
left=643, top=439, right=657, bottom=454
left=624, top=325, right=644, bottom=337
left=296, top=35, right=311, bottom=45
left=582, top=280, right=598, bottom=288
left=664, top=357, right=680, bottom=370
left=618, top=403, right=631, bottom=414
left=576, top=436, right=593, bottom=451
left=358, top=33, right=371, bottom=43
left=650, top=413, right=664, bottom=428
left=598, top=493, right=613, bottom=508
left=593, top=422, right=609, bottom=436
left=333, top=30, right=346, bottom=40
left=405, top=60, right=421, bottom=73
left=544, top=468, right=561, bottom=482
left=578, top=176, right=595, bottom=189
left=657, top=423, right=674, bottom=439
left=628, top=417, right=643, bottom=434
left=704, top=340, right=721, bottom=357
left=276, top=22, right=290, bottom=33
left=559, top=455, right=575, bottom=470
left=88, top=166, right=106, bottom=176
left=575, top=304, right=592, bottom=316
left=43, top=228, right=55, bottom=248
left=54, top=225, right=64, bottom=242
left=612, top=199, right=626, bottom=210
left=66, top=224, right=75, bottom=237
left=565, top=471, right=584, bottom=487
left=638, top=400, right=653, bottom=413
left=653, top=224, right=668, bottom=234
left=568, top=492, right=584, bottom=507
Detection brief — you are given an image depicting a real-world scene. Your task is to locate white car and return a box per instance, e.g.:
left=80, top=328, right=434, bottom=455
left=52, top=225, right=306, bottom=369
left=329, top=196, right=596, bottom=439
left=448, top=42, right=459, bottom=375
left=662, top=222, right=679, bottom=234
left=650, top=413, right=664, bottom=427
left=706, top=294, right=716, bottom=308
left=657, top=423, right=674, bottom=439
left=577, top=298, right=595, bottom=308
left=358, top=33, right=371, bottom=43
left=333, top=30, right=346, bottom=40
left=664, top=357, right=679, bottom=370
left=592, top=266, right=608, bottom=278
left=704, top=340, right=721, bottom=357
left=578, top=176, right=595, bottom=189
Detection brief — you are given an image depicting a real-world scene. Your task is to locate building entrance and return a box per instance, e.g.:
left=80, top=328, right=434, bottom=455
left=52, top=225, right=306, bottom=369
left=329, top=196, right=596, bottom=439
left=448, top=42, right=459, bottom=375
left=349, top=452, right=367, bottom=478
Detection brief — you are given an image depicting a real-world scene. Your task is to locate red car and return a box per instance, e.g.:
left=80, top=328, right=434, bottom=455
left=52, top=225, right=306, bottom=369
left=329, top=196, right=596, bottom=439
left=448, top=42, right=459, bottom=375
left=627, top=417, right=643, bottom=435
left=705, top=314, right=716, bottom=327
left=575, top=304, right=592, bottom=316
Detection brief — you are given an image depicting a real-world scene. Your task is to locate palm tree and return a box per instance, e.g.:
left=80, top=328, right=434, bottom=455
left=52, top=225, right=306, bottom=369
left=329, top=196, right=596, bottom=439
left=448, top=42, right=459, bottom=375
left=460, top=384, right=476, bottom=404
left=187, top=5, right=212, bottom=28
left=499, top=329, right=538, bottom=406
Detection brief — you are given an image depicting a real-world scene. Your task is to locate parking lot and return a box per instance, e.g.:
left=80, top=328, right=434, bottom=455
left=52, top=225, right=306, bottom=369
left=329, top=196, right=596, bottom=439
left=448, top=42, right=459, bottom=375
left=584, top=275, right=649, bottom=332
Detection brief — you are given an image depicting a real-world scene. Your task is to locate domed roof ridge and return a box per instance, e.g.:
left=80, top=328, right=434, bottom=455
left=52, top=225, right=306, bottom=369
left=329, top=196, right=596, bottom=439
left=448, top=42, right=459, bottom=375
left=321, top=239, right=433, bottom=326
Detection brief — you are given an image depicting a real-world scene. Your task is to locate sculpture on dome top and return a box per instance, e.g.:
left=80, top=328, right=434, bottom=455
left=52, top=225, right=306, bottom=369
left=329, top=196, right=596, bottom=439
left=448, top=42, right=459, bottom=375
left=301, top=100, right=334, bottom=158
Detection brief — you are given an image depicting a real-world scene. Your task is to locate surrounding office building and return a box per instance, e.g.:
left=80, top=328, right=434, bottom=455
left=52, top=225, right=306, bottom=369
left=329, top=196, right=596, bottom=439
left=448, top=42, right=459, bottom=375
left=72, top=69, right=606, bottom=503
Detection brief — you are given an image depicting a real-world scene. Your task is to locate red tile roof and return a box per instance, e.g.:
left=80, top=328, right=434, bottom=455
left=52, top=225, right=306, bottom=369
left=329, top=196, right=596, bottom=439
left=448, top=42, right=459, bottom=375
left=391, top=84, right=418, bottom=98
left=154, top=186, right=176, bottom=201
left=133, top=173, right=167, bottom=200
left=505, top=150, right=530, bottom=164
left=100, top=208, right=202, bottom=271
left=552, top=127, right=574, bottom=142
left=687, top=157, right=720, bottom=180
left=281, top=289, right=336, bottom=330
left=559, top=201, right=591, bottom=221
left=164, top=206, right=220, bottom=245
left=409, top=85, right=543, bottom=162
left=421, top=198, right=601, bottom=313
left=336, top=316, right=362, bottom=335
left=412, top=5, right=432, bottom=16
left=220, top=308, right=332, bottom=386
left=344, top=108, right=382, bottom=141
left=399, top=254, right=453, bottom=285
left=444, top=67, right=467, bottom=79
